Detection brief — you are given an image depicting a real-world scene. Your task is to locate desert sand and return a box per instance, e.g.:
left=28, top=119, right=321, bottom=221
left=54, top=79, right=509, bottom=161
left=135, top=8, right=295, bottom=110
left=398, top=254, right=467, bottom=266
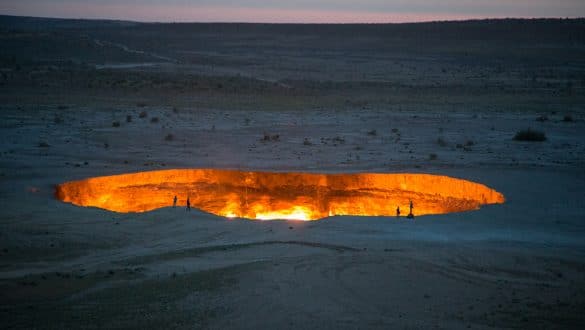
left=1, top=17, right=585, bottom=329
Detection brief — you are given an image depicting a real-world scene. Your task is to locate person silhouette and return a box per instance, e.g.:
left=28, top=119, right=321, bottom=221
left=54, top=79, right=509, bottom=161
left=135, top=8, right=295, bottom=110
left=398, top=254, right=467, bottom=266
left=173, top=195, right=177, bottom=208
left=407, top=200, right=414, bottom=219
left=186, top=197, right=191, bottom=211
left=396, top=206, right=400, bottom=218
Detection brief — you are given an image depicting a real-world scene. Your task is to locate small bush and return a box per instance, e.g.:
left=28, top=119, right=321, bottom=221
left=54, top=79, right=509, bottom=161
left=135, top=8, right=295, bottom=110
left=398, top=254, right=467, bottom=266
left=563, top=115, right=574, bottom=122
left=112, top=121, right=120, bottom=127
left=136, top=102, right=147, bottom=108
left=303, top=138, right=312, bottom=146
left=437, top=137, right=448, bottom=147
left=38, top=141, right=50, bottom=148
left=126, top=115, right=132, bottom=123
left=513, top=129, right=546, bottom=142
left=261, top=133, right=279, bottom=142
left=465, top=140, right=474, bottom=147
left=139, top=111, right=147, bottom=118
left=150, top=117, right=159, bottom=123
left=536, top=115, right=548, bottom=122
left=164, top=134, right=174, bottom=141
left=429, top=153, right=438, bottom=160
left=333, top=136, right=345, bottom=144
left=367, top=129, right=377, bottom=136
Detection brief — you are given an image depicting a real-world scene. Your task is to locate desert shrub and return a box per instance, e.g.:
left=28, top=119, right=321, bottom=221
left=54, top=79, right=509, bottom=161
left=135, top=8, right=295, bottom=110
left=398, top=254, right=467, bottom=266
left=563, top=115, right=574, bottom=122
left=333, top=136, right=345, bottom=144
left=126, top=115, right=132, bottom=123
left=38, top=141, right=50, bottom=148
left=136, top=102, right=147, bottom=108
left=261, top=133, right=279, bottom=141
left=536, top=115, right=548, bottom=122
left=164, top=134, right=174, bottom=141
left=437, top=137, right=448, bottom=147
left=57, top=105, right=68, bottom=110
left=150, top=117, right=159, bottom=123
left=172, top=107, right=179, bottom=114
left=367, top=129, right=377, bottom=136
left=53, top=115, right=64, bottom=124
left=303, top=138, right=312, bottom=146
left=513, top=129, right=546, bottom=142
left=391, top=128, right=399, bottom=133
left=429, top=153, right=438, bottom=160
left=139, top=111, right=147, bottom=118
left=465, top=140, right=475, bottom=146
left=112, top=121, right=120, bottom=127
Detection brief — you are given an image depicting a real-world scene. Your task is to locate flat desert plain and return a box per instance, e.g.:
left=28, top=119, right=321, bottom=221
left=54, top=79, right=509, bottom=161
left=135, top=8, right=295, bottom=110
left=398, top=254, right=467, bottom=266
left=1, top=17, right=585, bottom=329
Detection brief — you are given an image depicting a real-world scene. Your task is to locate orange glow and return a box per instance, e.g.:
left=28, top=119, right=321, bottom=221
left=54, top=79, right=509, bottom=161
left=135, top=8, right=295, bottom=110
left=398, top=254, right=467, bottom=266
left=55, top=169, right=505, bottom=220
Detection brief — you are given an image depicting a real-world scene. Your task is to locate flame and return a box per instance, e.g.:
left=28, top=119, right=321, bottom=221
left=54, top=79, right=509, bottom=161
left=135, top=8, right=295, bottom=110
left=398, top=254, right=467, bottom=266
left=55, top=169, right=505, bottom=220
left=255, top=206, right=313, bottom=221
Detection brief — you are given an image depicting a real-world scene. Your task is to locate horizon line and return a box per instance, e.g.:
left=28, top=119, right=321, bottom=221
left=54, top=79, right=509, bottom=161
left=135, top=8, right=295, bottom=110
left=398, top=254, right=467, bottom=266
left=1, top=13, right=584, bottom=25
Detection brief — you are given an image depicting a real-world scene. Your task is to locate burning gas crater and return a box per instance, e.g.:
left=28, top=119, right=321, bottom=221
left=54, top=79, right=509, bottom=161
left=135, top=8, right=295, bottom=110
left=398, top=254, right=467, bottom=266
left=55, top=169, right=504, bottom=221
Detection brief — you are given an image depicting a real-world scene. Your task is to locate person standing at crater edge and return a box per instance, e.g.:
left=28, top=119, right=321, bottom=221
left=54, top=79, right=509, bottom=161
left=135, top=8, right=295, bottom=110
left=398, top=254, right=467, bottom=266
left=186, top=196, right=191, bottom=211
left=173, top=195, right=177, bottom=207
left=407, top=200, right=414, bottom=219
left=396, top=206, right=400, bottom=218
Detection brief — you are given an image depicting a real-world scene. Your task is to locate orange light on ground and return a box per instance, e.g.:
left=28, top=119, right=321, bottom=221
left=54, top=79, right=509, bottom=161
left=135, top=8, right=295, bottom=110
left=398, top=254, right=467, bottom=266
left=55, top=169, right=505, bottom=220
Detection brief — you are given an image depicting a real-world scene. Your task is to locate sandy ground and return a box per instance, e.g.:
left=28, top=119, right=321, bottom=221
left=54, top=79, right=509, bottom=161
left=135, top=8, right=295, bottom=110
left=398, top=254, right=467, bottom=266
left=1, top=101, right=584, bottom=329
left=1, top=17, right=585, bottom=329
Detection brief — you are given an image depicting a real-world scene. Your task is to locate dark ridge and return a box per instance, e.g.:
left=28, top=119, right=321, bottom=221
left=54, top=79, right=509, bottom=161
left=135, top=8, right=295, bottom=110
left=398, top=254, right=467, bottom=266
left=1, top=14, right=584, bottom=41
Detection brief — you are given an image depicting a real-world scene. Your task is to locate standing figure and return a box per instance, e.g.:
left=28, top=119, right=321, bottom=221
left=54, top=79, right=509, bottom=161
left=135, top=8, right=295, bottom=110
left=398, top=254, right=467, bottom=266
left=396, top=206, right=400, bottom=218
left=186, top=197, right=191, bottom=211
left=173, top=195, right=177, bottom=208
left=407, top=200, right=414, bottom=219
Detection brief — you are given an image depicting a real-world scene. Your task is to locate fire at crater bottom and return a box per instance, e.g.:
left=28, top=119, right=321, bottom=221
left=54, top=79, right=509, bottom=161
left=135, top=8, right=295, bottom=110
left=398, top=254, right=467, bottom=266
left=55, top=169, right=505, bottom=220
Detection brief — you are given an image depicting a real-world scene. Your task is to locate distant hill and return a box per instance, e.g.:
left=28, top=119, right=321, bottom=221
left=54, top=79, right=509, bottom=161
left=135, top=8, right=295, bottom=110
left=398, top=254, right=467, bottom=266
left=1, top=14, right=583, bottom=90
left=1, top=15, right=584, bottom=37
left=0, top=15, right=139, bottom=31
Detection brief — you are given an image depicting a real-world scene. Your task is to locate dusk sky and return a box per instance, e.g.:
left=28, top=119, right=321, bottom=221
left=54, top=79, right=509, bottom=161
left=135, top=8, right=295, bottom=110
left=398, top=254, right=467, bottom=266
left=1, top=0, right=585, bottom=23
